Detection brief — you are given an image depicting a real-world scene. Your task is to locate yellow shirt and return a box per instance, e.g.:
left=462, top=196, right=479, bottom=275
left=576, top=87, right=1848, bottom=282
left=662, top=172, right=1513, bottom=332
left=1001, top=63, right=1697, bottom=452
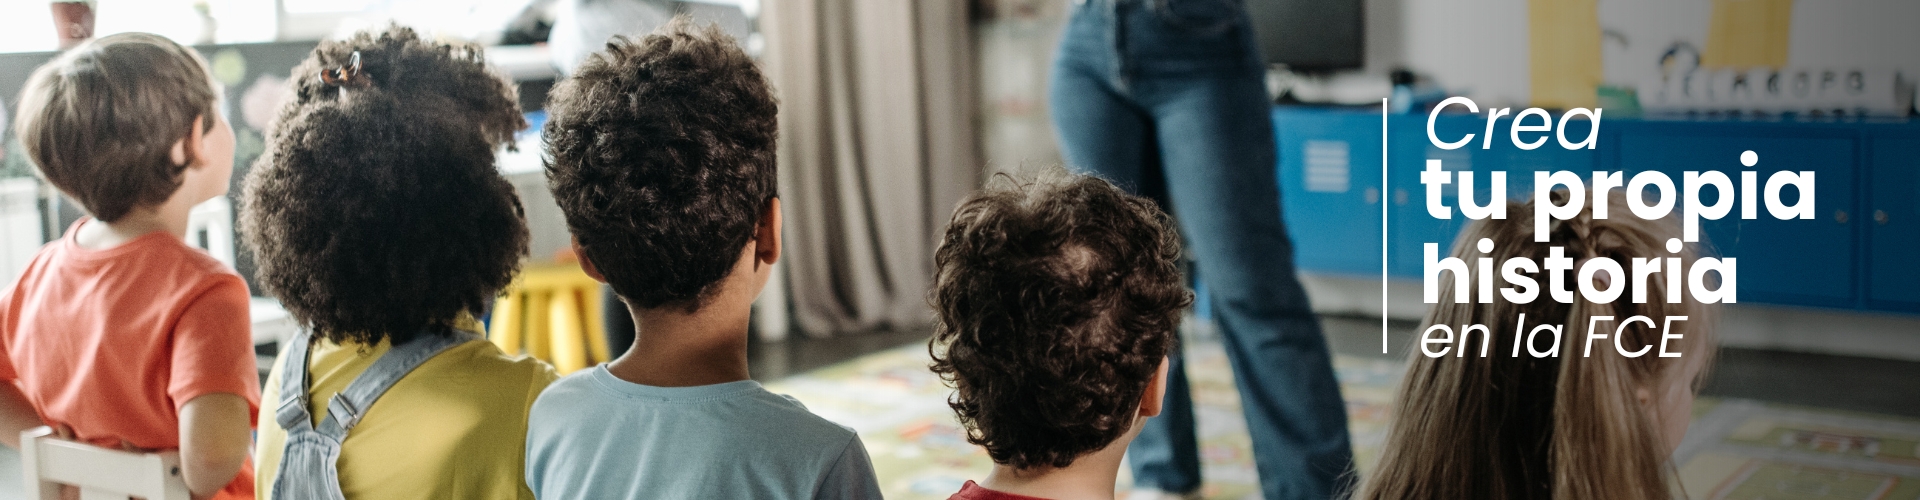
left=254, top=331, right=558, bottom=500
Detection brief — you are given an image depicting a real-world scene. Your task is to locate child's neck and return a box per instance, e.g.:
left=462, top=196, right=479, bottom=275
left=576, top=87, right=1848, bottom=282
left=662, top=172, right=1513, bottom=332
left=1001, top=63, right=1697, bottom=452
left=74, top=198, right=196, bottom=250
left=980, top=438, right=1130, bottom=500
left=605, top=303, right=752, bottom=387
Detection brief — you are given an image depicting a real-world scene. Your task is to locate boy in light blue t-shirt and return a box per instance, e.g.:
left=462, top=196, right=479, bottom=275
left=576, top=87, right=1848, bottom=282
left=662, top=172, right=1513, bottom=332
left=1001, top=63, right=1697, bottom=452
left=524, top=18, right=880, bottom=500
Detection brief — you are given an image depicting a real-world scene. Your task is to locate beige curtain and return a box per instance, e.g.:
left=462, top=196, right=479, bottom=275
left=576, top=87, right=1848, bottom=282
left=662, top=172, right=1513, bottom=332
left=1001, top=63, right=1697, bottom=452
left=761, top=0, right=977, bottom=336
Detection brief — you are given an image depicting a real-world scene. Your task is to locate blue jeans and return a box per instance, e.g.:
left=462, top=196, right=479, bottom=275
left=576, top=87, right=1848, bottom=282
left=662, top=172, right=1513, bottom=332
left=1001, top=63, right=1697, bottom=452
left=1048, top=0, right=1355, bottom=498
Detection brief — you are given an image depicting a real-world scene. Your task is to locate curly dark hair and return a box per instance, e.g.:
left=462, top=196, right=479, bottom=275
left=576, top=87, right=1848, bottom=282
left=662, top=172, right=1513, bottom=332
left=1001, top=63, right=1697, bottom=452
left=240, top=26, right=529, bottom=344
left=928, top=171, right=1192, bottom=470
left=542, top=18, right=777, bottom=311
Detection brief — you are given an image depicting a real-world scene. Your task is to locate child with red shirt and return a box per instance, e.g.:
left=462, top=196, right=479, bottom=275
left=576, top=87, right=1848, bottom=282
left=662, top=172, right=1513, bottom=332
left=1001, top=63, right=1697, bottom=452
left=929, top=172, right=1191, bottom=500
left=0, top=33, right=258, bottom=499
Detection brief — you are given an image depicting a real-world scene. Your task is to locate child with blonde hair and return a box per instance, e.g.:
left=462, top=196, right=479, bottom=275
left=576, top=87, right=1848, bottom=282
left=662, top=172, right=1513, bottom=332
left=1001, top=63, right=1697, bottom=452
left=1357, top=189, right=1718, bottom=500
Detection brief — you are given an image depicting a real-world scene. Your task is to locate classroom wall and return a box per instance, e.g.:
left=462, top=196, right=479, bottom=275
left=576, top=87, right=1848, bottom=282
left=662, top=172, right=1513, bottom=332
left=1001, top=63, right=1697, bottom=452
left=1393, top=0, right=1532, bottom=106
left=1372, top=0, right=1920, bottom=107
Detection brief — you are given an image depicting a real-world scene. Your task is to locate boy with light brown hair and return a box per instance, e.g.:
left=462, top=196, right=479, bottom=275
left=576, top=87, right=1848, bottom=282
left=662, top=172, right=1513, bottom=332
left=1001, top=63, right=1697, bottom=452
left=1, top=32, right=258, bottom=499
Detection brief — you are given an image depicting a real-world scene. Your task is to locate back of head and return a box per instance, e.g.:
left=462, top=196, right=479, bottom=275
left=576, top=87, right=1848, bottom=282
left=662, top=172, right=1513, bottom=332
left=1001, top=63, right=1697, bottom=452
left=1358, top=190, right=1716, bottom=500
left=543, top=18, right=777, bottom=311
left=15, top=32, right=217, bottom=223
left=929, top=171, right=1192, bottom=470
left=240, top=26, right=529, bottom=345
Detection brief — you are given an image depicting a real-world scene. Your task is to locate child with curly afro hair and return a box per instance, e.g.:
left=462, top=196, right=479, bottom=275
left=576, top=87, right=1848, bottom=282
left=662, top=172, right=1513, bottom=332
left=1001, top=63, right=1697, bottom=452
left=240, top=25, right=556, bottom=500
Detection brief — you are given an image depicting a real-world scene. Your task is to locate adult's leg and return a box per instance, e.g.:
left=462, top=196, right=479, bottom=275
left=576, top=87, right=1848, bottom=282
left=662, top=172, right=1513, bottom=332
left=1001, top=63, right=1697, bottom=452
left=1049, top=33, right=1203, bottom=495
left=1125, top=343, right=1202, bottom=494
left=1143, top=72, right=1356, bottom=499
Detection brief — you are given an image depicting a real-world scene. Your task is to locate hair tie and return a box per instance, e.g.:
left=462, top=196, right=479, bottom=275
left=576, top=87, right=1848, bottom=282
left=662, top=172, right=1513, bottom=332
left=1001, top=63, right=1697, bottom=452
left=319, top=51, right=369, bottom=88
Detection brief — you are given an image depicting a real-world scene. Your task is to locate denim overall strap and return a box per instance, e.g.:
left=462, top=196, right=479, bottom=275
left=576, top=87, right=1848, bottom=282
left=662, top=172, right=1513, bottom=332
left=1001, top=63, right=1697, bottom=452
left=273, top=330, right=318, bottom=434
left=317, top=329, right=475, bottom=435
left=271, top=328, right=478, bottom=500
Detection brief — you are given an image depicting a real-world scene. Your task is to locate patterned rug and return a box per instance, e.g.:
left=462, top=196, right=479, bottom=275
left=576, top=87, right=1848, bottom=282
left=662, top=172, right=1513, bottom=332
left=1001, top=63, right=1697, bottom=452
left=1677, top=400, right=1920, bottom=499
left=765, top=338, right=1920, bottom=500
left=763, top=337, right=1400, bottom=500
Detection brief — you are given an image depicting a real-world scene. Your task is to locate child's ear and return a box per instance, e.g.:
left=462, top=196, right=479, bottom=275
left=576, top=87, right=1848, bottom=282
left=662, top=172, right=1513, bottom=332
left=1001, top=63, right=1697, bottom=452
left=1139, top=356, right=1170, bottom=418
left=573, top=238, right=607, bottom=283
left=170, top=115, right=207, bottom=168
left=754, top=197, right=782, bottom=268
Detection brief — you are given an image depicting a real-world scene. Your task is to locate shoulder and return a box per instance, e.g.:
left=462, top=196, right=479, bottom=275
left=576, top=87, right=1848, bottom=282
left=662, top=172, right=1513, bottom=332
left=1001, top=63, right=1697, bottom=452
left=371, top=338, right=558, bottom=417
left=743, top=386, right=860, bottom=443
left=134, top=234, right=244, bottom=285
left=526, top=365, right=606, bottom=411
left=172, top=241, right=240, bottom=278
left=541, top=366, right=598, bottom=390
left=524, top=369, right=612, bottom=449
left=164, top=248, right=250, bottom=334
left=153, top=239, right=248, bottom=303
left=427, top=339, right=560, bottom=389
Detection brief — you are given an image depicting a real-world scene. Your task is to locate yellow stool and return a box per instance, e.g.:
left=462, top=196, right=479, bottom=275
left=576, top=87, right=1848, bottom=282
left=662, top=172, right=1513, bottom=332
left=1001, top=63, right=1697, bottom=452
left=489, top=263, right=612, bottom=374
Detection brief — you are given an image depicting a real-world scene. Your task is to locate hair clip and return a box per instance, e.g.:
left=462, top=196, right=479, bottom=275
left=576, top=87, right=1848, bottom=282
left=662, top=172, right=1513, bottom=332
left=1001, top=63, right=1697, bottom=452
left=319, top=51, right=369, bottom=88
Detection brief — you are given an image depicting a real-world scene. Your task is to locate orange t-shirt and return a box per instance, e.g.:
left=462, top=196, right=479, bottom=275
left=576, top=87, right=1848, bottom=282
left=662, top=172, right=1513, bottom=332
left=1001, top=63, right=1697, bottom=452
left=0, top=221, right=261, bottom=498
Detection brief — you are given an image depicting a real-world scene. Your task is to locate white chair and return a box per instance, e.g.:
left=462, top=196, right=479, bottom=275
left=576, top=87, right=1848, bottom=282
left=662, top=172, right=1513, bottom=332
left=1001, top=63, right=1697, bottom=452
left=19, top=426, right=191, bottom=500
left=185, top=196, right=235, bottom=269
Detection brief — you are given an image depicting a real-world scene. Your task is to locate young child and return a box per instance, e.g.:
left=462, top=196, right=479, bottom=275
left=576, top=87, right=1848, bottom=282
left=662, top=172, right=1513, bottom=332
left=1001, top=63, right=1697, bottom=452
left=240, top=26, right=557, bottom=499
left=1, top=33, right=258, bottom=498
left=928, top=172, right=1193, bottom=500
left=1356, top=190, right=1717, bottom=500
left=524, top=19, right=882, bottom=499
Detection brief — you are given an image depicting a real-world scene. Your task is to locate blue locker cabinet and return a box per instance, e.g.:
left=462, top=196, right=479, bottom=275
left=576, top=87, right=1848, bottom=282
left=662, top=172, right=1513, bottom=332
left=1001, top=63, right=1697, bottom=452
left=1272, top=106, right=1920, bottom=316
left=1274, top=108, right=1387, bottom=277
left=1868, top=131, right=1920, bottom=312
left=1613, top=122, right=1858, bottom=308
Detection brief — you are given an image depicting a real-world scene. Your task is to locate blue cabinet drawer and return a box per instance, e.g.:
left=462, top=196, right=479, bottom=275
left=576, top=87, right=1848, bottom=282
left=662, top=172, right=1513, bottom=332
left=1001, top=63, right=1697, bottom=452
left=1271, top=107, right=1918, bottom=316
left=1868, top=133, right=1920, bottom=311
left=1614, top=123, right=1858, bottom=308
left=1275, top=109, right=1387, bottom=276
left=1388, top=114, right=1471, bottom=278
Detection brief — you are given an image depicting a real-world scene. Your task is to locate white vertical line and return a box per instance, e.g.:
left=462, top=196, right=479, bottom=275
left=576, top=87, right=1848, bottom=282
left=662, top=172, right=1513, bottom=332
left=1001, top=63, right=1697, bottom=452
left=1382, top=98, right=1389, bottom=354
